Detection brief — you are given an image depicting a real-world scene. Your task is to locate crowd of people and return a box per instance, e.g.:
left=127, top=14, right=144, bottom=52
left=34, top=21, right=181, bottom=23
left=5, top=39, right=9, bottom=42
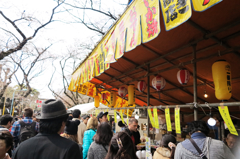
left=0, top=99, right=239, bottom=159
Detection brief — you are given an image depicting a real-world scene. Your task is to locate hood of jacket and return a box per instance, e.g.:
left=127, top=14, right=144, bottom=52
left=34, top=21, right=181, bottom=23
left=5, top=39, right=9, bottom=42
left=156, top=147, right=171, bottom=158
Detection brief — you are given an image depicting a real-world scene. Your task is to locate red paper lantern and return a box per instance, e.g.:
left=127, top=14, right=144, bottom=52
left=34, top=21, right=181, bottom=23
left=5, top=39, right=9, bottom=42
left=118, top=87, right=128, bottom=97
left=177, top=69, right=190, bottom=85
left=101, top=93, right=107, bottom=100
left=152, top=75, right=166, bottom=91
left=137, top=80, right=147, bottom=92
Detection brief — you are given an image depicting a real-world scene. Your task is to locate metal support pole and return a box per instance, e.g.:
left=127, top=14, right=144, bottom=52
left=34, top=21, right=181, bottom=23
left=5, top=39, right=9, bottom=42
left=192, top=45, right=198, bottom=121
left=147, top=64, right=150, bottom=137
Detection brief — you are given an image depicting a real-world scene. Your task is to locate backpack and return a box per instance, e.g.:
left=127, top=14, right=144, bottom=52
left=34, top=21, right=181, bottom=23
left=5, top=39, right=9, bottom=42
left=19, top=121, right=37, bottom=143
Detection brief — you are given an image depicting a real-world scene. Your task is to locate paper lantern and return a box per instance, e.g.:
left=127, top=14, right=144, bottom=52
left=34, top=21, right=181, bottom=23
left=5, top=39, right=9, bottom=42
left=110, top=91, right=117, bottom=107
left=177, top=69, right=190, bottom=85
left=118, top=87, right=128, bottom=97
left=137, top=80, right=147, bottom=92
left=152, top=75, right=166, bottom=91
left=212, top=60, right=232, bottom=100
left=128, top=85, right=135, bottom=106
left=94, top=96, right=100, bottom=108
left=101, top=93, right=107, bottom=100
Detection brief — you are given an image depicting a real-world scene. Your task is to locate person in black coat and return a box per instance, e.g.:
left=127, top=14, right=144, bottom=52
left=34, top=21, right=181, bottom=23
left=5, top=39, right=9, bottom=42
left=12, top=99, right=81, bottom=159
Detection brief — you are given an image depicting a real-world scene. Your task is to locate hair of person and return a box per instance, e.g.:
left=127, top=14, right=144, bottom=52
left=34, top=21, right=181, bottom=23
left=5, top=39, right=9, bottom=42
left=128, top=118, right=138, bottom=124
left=94, top=122, right=113, bottom=146
left=0, top=131, right=13, bottom=156
left=0, top=115, right=13, bottom=125
left=227, top=133, right=238, bottom=139
left=160, top=134, right=176, bottom=159
left=39, top=114, right=69, bottom=134
left=72, top=109, right=81, bottom=118
left=86, top=116, right=98, bottom=130
left=187, top=120, right=210, bottom=136
left=23, top=107, right=33, bottom=117
left=61, top=133, right=79, bottom=143
left=105, top=132, right=138, bottom=159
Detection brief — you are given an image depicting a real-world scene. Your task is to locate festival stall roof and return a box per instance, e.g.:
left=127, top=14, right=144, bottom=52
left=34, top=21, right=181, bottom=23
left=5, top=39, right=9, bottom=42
left=69, top=0, right=240, bottom=115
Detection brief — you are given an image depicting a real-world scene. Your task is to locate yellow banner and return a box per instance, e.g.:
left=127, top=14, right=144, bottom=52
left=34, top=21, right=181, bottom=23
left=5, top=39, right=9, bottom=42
left=192, top=0, right=222, bottom=12
left=165, top=108, right=172, bottom=132
left=95, top=109, right=99, bottom=117
left=153, top=107, right=159, bottom=129
left=104, top=27, right=117, bottom=63
left=127, top=109, right=129, bottom=125
left=2, top=98, right=6, bottom=115
left=12, top=106, right=15, bottom=116
left=148, top=109, right=155, bottom=128
left=120, top=109, right=125, bottom=124
left=219, top=106, right=238, bottom=136
left=114, top=110, right=117, bottom=124
left=160, top=0, right=192, bottom=31
left=107, top=109, right=110, bottom=121
left=175, top=107, right=181, bottom=134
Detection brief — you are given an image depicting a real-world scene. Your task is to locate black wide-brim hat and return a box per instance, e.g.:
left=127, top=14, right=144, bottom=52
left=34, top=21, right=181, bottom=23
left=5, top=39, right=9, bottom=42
left=36, top=99, right=71, bottom=120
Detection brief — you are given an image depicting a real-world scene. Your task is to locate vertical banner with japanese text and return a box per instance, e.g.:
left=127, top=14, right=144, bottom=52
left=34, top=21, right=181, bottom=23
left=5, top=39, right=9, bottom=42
left=192, top=0, right=222, bottom=12
left=114, top=110, right=117, bottom=124
left=175, top=107, right=181, bottom=134
left=147, top=109, right=155, bottom=128
left=160, top=0, right=192, bottom=31
left=219, top=106, right=238, bottom=136
left=165, top=108, right=172, bottom=132
left=153, top=107, right=159, bottom=129
left=120, top=109, right=125, bottom=124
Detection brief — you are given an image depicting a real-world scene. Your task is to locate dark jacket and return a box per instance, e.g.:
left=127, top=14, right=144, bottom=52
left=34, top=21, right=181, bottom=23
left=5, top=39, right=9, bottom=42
left=124, top=128, right=141, bottom=146
left=12, top=133, right=81, bottom=159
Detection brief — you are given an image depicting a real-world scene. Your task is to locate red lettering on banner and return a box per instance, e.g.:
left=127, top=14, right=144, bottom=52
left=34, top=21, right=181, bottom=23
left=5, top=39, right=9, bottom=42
left=95, top=53, right=100, bottom=74
left=143, top=0, right=159, bottom=38
left=118, top=21, right=125, bottom=57
left=203, top=0, right=210, bottom=6
left=87, top=84, right=95, bottom=97
left=130, top=7, right=137, bottom=47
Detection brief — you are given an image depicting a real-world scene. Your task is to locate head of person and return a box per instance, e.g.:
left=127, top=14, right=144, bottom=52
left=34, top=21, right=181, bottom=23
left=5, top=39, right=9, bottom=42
left=105, top=132, right=138, bottom=159
left=82, top=114, right=90, bottom=125
left=118, top=121, right=126, bottom=128
left=97, top=112, right=108, bottom=123
left=32, top=115, right=37, bottom=121
left=23, top=107, right=33, bottom=118
left=72, top=109, right=81, bottom=119
left=86, top=116, right=98, bottom=130
left=61, top=120, right=80, bottom=143
left=128, top=118, right=138, bottom=132
left=0, top=131, right=13, bottom=158
left=160, top=134, right=176, bottom=158
left=226, top=133, right=238, bottom=149
left=187, top=120, right=210, bottom=136
left=94, top=122, right=113, bottom=146
left=0, top=115, right=13, bottom=129
left=37, top=99, right=70, bottom=134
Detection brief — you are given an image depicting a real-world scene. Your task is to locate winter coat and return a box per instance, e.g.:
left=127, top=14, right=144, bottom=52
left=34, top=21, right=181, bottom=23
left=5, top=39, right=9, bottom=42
left=87, top=141, right=109, bottom=159
left=82, top=129, right=96, bottom=159
left=153, top=147, right=172, bottom=159
left=12, top=133, right=81, bottom=159
left=174, top=137, right=236, bottom=159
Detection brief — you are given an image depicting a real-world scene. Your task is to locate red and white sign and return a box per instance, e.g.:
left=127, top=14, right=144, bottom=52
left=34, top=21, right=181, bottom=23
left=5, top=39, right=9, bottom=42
left=152, top=75, right=166, bottom=91
left=37, top=105, right=41, bottom=108
left=177, top=69, right=190, bottom=85
left=137, top=80, right=147, bottom=92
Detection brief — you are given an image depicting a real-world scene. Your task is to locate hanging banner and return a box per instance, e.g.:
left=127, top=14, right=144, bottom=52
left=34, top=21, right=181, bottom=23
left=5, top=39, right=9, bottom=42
left=2, top=98, right=6, bottom=115
left=160, top=0, right=192, bottom=31
left=153, top=107, right=159, bottom=129
left=175, top=107, right=181, bottom=134
left=106, top=109, right=110, bottom=121
left=114, top=110, right=117, bottom=124
left=218, top=106, right=238, bottom=136
left=95, top=109, right=99, bottom=117
left=147, top=109, right=155, bottom=128
left=127, top=109, right=129, bottom=125
left=165, top=107, right=172, bottom=132
left=192, top=0, right=222, bottom=12
left=120, top=109, right=125, bottom=124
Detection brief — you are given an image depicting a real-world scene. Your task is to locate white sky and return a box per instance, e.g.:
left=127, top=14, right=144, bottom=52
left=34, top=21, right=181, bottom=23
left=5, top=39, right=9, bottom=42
left=0, top=0, right=128, bottom=99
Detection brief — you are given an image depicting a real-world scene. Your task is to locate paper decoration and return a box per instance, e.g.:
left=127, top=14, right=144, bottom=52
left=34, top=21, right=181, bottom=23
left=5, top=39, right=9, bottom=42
left=165, top=108, right=172, bottom=132
left=175, top=107, right=181, bottom=134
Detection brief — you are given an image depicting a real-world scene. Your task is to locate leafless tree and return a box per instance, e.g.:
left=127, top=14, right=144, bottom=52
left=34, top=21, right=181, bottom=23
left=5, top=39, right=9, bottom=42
left=0, top=0, right=65, bottom=60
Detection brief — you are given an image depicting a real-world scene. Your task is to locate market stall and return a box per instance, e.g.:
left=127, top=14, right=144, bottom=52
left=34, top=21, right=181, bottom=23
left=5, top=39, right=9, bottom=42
left=68, top=0, right=240, bottom=151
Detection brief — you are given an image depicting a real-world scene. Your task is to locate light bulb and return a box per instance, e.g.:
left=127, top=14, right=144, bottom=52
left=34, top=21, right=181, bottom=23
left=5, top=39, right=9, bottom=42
left=117, top=115, right=120, bottom=119
left=204, top=90, right=208, bottom=98
left=135, top=114, right=139, bottom=119
left=207, top=117, right=216, bottom=126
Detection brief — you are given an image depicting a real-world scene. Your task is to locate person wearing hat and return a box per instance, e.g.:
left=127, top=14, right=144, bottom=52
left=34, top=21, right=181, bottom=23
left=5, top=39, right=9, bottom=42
left=77, top=114, right=89, bottom=145
left=12, top=99, right=82, bottom=159
left=97, top=112, right=108, bottom=123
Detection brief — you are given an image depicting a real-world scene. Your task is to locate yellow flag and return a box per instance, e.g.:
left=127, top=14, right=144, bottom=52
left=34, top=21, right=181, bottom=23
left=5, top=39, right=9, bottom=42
left=175, top=107, right=181, bottom=134
left=192, top=0, right=222, bottom=12
left=165, top=108, right=172, bottom=132
left=127, top=109, right=129, bottom=125
left=120, top=109, right=125, bottom=124
left=114, top=110, right=117, bottom=124
left=2, top=98, right=6, bottom=115
left=12, top=107, right=15, bottom=116
left=95, top=109, right=99, bottom=117
left=153, top=108, right=159, bottom=129
left=160, top=0, right=192, bottom=31
left=219, top=106, right=238, bottom=136
left=147, top=109, right=155, bottom=128
left=107, top=109, right=110, bottom=121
